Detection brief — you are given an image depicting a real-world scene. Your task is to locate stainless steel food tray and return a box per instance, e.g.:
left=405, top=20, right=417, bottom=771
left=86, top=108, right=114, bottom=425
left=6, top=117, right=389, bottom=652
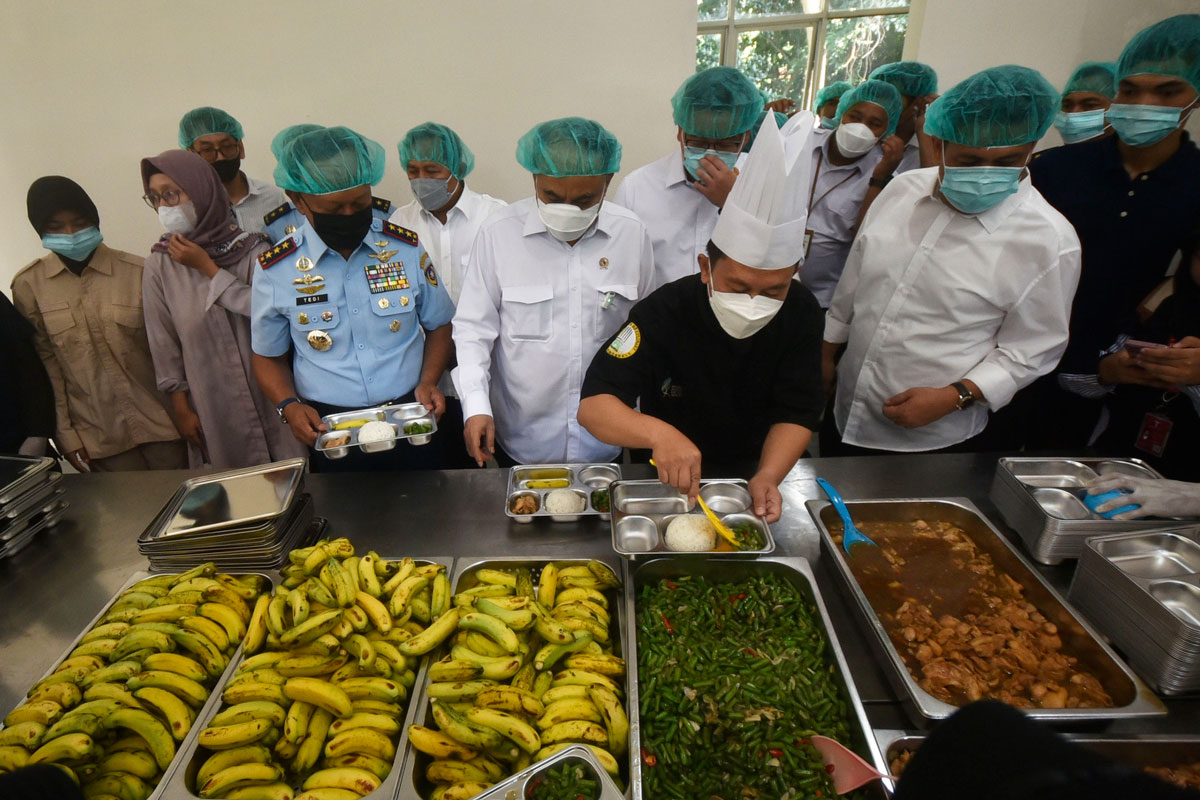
left=474, top=744, right=624, bottom=800
left=807, top=497, right=1166, bottom=725
left=398, top=556, right=630, bottom=799
left=1, top=470, right=63, bottom=523
left=160, top=556, right=452, bottom=800
left=625, top=557, right=887, bottom=800
left=505, top=464, right=621, bottom=522
left=316, top=402, right=438, bottom=457
left=0, top=501, right=68, bottom=558
left=990, top=457, right=1191, bottom=565
left=139, top=458, right=307, bottom=542
left=0, top=454, right=57, bottom=505
left=610, top=479, right=773, bottom=558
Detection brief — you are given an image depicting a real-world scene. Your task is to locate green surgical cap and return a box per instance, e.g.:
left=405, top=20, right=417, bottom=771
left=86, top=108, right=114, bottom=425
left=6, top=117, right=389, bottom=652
left=1117, top=14, right=1200, bottom=93
left=399, top=122, right=475, bottom=180
left=515, top=117, right=621, bottom=177
left=835, top=80, right=903, bottom=138
left=869, top=61, right=938, bottom=98
left=271, top=124, right=323, bottom=160
left=1063, top=62, right=1117, bottom=99
left=274, top=126, right=386, bottom=195
left=924, top=65, right=1058, bottom=147
left=814, top=81, right=854, bottom=112
left=748, top=110, right=789, bottom=146
left=672, top=66, right=764, bottom=139
left=178, top=106, right=244, bottom=149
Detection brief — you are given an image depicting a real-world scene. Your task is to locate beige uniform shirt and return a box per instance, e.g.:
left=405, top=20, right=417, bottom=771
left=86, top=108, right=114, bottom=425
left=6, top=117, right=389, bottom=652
left=11, top=244, right=180, bottom=458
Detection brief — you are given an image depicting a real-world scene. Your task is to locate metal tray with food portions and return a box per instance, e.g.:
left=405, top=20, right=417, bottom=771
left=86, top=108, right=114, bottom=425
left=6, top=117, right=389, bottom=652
left=505, top=464, right=621, bottom=522
left=807, top=497, right=1166, bottom=725
left=0, top=565, right=274, bottom=800
left=399, top=556, right=631, bottom=799
left=626, top=557, right=887, bottom=800
left=316, top=403, right=439, bottom=458
left=609, top=479, right=773, bottom=557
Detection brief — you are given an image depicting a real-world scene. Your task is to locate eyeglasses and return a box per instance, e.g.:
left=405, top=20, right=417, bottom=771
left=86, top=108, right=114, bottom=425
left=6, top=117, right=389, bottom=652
left=143, top=189, right=185, bottom=209
left=191, top=142, right=240, bottom=162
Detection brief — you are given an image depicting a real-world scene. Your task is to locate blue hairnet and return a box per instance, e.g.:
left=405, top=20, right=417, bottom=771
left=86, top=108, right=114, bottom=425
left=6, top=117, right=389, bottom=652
left=1062, top=62, right=1117, bottom=99
left=834, top=80, right=904, bottom=138
left=515, top=117, right=621, bottom=177
left=814, top=81, right=854, bottom=112
left=178, top=107, right=243, bottom=149
left=1116, top=14, right=1200, bottom=93
left=672, top=66, right=764, bottom=139
left=270, top=124, right=323, bottom=160
left=399, top=122, right=475, bottom=180
left=924, top=65, right=1059, bottom=147
left=748, top=110, right=789, bottom=146
left=869, top=61, right=938, bottom=99
left=274, top=126, right=386, bottom=194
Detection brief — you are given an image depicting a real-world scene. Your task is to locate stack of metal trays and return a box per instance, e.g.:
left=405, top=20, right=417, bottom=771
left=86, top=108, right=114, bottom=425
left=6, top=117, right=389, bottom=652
left=137, top=458, right=322, bottom=571
left=1069, top=526, right=1200, bottom=694
left=0, top=455, right=67, bottom=560
left=989, top=456, right=1194, bottom=565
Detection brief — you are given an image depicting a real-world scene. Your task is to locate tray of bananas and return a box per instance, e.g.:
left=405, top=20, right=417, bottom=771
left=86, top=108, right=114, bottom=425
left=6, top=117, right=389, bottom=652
left=160, top=538, right=457, bottom=800
left=399, top=557, right=629, bottom=800
left=0, top=564, right=273, bottom=800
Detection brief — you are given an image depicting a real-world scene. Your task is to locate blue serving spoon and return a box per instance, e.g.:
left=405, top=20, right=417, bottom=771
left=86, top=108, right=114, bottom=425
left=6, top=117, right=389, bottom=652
left=817, top=478, right=877, bottom=554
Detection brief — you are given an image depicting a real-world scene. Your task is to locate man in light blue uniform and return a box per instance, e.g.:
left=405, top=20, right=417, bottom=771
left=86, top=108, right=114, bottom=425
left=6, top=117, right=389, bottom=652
left=251, top=126, right=457, bottom=471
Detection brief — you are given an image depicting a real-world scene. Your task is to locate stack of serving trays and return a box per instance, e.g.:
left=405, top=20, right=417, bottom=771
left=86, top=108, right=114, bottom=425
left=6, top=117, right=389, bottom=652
left=138, top=458, right=322, bottom=571
left=1069, top=527, right=1200, bottom=695
left=0, top=455, right=67, bottom=559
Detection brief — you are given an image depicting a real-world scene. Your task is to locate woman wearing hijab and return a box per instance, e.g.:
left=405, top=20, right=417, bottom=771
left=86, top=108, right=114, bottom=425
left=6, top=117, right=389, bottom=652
left=12, top=176, right=185, bottom=471
left=140, top=150, right=306, bottom=469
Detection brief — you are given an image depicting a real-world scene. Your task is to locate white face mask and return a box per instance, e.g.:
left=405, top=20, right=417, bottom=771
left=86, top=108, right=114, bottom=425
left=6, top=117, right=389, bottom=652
left=158, top=201, right=197, bottom=235
left=537, top=198, right=602, bottom=243
left=834, top=122, right=880, bottom=157
left=707, top=282, right=784, bottom=339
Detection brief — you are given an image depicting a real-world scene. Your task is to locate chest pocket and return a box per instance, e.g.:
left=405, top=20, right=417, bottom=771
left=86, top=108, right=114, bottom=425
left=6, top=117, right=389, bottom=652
left=594, top=284, right=639, bottom=338
left=368, top=290, right=416, bottom=320
left=106, top=303, right=144, bottom=329
left=294, top=304, right=340, bottom=333
left=39, top=301, right=76, bottom=338
left=501, top=285, right=554, bottom=342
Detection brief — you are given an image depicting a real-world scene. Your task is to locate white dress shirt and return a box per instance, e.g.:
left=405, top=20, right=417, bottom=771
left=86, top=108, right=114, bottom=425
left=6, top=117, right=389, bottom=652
left=612, top=151, right=720, bottom=287
left=894, top=134, right=922, bottom=174
left=232, top=175, right=286, bottom=235
left=798, top=129, right=883, bottom=307
left=452, top=198, right=656, bottom=464
left=825, top=168, right=1082, bottom=451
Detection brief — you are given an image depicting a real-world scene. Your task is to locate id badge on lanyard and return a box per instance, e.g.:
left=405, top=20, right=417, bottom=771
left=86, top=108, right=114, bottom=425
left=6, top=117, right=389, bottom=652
left=1134, top=390, right=1178, bottom=457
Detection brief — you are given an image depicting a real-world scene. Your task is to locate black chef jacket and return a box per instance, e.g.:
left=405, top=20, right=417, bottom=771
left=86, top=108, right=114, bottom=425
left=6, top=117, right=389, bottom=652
left=581, top=275, right=825, bottom=472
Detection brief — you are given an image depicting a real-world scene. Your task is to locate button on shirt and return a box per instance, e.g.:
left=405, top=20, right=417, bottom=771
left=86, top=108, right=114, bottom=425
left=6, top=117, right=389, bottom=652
left=452, top=198, right=656, bottom=464
left=612, top=151, right=719, bottom=287
left=825, top=168, right=1082, bottom=451
left=251, top=219, right=456, bottom=408
left=798, top=129, right=883, bottom=307
left=231, top=175, right=287, bottom=236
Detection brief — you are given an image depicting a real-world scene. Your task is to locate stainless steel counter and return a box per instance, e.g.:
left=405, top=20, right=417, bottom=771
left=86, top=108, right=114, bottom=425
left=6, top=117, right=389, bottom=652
left=1, top=453, right=1196, bottom=736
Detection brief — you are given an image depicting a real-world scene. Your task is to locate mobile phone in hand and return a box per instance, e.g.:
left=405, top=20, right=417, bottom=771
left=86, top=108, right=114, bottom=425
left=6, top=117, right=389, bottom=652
left=1125, top=339, right=1167, bottom=357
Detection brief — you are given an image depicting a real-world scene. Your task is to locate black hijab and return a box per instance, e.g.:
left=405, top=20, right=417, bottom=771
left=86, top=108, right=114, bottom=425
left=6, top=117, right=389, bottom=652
left=26, top=176, right=99, bottom=236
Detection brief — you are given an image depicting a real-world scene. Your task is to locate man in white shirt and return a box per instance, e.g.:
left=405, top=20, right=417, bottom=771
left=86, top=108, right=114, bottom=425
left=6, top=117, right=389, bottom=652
left=452, top=117, right=656, bottom=466
left=868, top=62, right=940, bottom=175
left=822, top=65, right=1082, bottom=454
left=178, top=106, right=285, bottom=235
left=613, top=67, right=763, bottom=287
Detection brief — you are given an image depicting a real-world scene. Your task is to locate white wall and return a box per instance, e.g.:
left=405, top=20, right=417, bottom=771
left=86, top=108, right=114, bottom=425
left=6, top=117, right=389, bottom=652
left=0, top=0, right=695, bottom=291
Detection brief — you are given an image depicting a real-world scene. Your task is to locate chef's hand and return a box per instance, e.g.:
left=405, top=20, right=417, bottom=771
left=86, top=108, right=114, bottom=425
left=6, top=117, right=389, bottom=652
left=691, top=157, right=738, bottom=208
left=1088, top=474, right=1200, bottom=519
left=882, top=386, right=958, bottom=429
left=66, top=447, right=91, bottom=472
left=1135, top=336, right=1200, bottom=386
left=748, top=472, right=783, bottom=523
left=167, top=235, right=219, bottom=278
left=415, top=382, right=446, bottom=420
left=283, top=402, right=325, bottom=448
left=650, top=427, right=702, bottom=505
left=464, top=414, right=495, bottom=467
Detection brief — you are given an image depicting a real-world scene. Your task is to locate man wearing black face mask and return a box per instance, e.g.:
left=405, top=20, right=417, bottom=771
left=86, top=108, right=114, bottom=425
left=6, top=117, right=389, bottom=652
left=179, top=106, right=285, bottom=236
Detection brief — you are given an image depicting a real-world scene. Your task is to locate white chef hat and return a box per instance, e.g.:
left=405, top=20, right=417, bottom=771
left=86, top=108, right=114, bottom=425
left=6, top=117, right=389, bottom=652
left=710, top=110, right=815, bottom=270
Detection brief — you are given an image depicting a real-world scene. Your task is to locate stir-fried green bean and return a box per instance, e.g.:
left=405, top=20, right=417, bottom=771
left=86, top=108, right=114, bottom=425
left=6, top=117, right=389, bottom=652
left=636, top=574, right=867, bottom=800
left=526, top=762, right=600, bottom=800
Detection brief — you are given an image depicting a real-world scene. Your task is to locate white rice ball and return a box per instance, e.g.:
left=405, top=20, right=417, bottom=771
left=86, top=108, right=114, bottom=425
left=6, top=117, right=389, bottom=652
left=544, top=489, right=586, bottom=515
left=665, top=515, right=717, bottom=551
left=357, top=420, right=396, bottom=443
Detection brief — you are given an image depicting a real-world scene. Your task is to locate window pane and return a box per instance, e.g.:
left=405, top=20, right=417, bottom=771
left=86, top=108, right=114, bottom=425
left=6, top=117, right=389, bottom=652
left=736, top=0, right=822, bottom=18
left=822, top=13, right=907, bottom=86
left=736, top=27, right=813, bottom=102
left=698, top=0, right=727, bottom=21
left=827, top=0, right=907, bottom=11
left=697, top=33, right=724, bottom=71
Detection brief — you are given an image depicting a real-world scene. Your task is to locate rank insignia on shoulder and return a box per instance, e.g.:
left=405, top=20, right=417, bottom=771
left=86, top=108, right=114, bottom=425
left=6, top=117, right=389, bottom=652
left=263, top=203, right=292, bottom=225
left=258, top=238, right=297, bottom=269
left=372, top=196, right=392, bottom=213
left=382, top=221, right=418, bottom=246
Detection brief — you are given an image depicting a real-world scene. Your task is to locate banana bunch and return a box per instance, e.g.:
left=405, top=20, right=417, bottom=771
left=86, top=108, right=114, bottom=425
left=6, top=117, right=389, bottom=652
left=408, top=561, right=627, bottom=800
left=0, top=563, right=266, bottom=800
left=191, top=541, right=457, bottom=800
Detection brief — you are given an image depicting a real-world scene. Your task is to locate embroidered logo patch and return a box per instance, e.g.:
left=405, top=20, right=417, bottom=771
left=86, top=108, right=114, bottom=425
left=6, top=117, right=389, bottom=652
left=606, top=323, right=640, bottom=359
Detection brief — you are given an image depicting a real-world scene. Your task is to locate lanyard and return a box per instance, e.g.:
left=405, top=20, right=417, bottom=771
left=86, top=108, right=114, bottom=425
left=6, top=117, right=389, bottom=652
left=807, top=149, right=858, bottom=213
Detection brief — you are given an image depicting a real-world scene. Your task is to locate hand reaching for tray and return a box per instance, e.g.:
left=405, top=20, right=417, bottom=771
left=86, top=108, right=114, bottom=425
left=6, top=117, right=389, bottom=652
left=1087, top=475, right=1200, bottom=519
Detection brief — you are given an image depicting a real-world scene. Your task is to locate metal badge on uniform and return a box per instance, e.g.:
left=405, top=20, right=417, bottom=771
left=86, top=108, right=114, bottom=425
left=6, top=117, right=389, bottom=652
left=378, top=297, right=390, bottom=310
left=599, top=257, right=610, bottom=269
left=400, top=296, right=410, bottom=306
left=297, top=313, right=309, bottom=324
left=296, top=294, right=329, bottom=306
left=1134, top=412, right=1172, bottom=457
left=284, top=224, right=297, bottom=235
left=296, top=284, right=326, bottom=295
left=293, top=274, right=324, bottom=285
left=803, top=229, right=814, bottom=259
left=364, top=262, right=409, bottom=294
left=371, top=249, right=399, bottom=263
left=389, top=320, right=401, bottom=333
left=374, top=240, right=389, bottom=248
left=307, top=330, right=333, bottom=351
left=296, top=257, right=314, bottom=271
left=321, top=310, right=333, bottom=322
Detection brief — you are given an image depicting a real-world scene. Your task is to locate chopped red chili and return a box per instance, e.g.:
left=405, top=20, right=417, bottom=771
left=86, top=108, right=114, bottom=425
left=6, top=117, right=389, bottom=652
left=660, top=613, right=674, bottom=635
left=795, top=738, right=810, bottom=747
left=769, top=749, right=784, bottom=758
left=641, top=748, right=657, bottom=767
left=825, top=763, right=836, bottom=774
left=665, top=580, right=678, bottom=590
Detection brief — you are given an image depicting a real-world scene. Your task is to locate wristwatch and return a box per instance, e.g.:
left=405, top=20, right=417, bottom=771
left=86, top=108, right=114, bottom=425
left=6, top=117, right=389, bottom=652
left=952, top=382, right=976, bottom=411
left=276, top=397, right=300, bottom=422
left=869, top=175, right=893, bottom=189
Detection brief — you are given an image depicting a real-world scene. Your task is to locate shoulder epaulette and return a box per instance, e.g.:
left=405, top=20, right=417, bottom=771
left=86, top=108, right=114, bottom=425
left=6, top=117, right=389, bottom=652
left=264, top=203, right=292, bottom=225
left=372, top=196, right=392, bottom=213
left=258, top=237, right=297, bottom=269
left=382, top=221, right=418, bottom=246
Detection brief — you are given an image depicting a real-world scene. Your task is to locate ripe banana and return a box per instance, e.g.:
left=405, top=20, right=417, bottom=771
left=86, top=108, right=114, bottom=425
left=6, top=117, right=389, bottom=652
left=170, top=630, right=227, bottom=678
left=533, top=631, right=594, bottom=671
left=541, top=719, right=608, bottom=746
left=284, top=677, right=352, bottom=719
left=283, top=700, right=314, bottom=744
left=327, top=712, right=400, bottom=736
left=554, top=587, right=608, bottom=609
left=82, top=770, right=151, bottom=800
left=426, top=680, right=496, bottom=702
left=224, top=782, right=295, bottom=800
left=0, top=721, right=45, bottom=748
left=199, top=602, right=248, bottom=643
left=449, top=645, right=522, bottom=681
left=465, top=707, right=541, bottom=754
left=426, top=759, right=494, bottom=784
left=199, top=762, right=283, bottom=798
left=473, top=598, right=534, bottom=631
left=322, top=727, right=395, bottom=761
left=358, top=554, right=383, bottom=598
left=354, top=591, right=391, bottom=633
left=210, top=701, right=288, bottom=728
left=79, top=660, right=142, bottom=690
left=203, top=584, right=251, bottom=622
left=80, top=622, right=131, bottom=645
left=335, top=677, right=404, bottom=703
left=82, top=683, right=142, bottom=709
left=475, top=685, right=545, bottom=717
left=5, top=700, right=63, bottom=727
left=430, top=702, right=503, bottom=749
left=127, top=670, right=208, bottom=707
left=397, top=607, right=459, bottom=656
left=197, top=718, right=273, bottom=750
left=42, top=712, right=104, bottom=741
left=536, top=698, right=603, bottom=729
left=102, top=708, right=175, bottom=770
left=222, top=681, right=290, bottom=707
left=406, top=724, right=479, bottom=760
left=550, top=669, right=622, bottom=695
left=243, top=595, right=270, bottom=655
left=431, top=782, right=493, bottom=800
left=279, top=609, right=344, bottom=647
left=535, top=743, right=620, bottom=776
left=324, top=753, right=392, bottom=781
left=293, top=790, right=360, bottom=800
left=141, top=653, right=208, bottom=682
left=387, top=575, right=429, bottom=619
left=228, top=669, right=287, bottom=688
left=133, top=603, right=197, bottom=624
left=430, top=572, right=450, bottom=619
left=0, top=745, right=30, bottom=771
left=275, top=653, right=346, bottom=677
left=195, top=744, right=273, bottom=788
left=564, top=653, right=625, bottom=677
left=181, top=614, right=232, bottom=652
left=290, top=707, right=334, bottom=775
left=587, top=684, right=628, bottom=753
left=98, top=749, right=158, bottom=780
left=68, top=639, right=120, bottom=660
left=323, top=558, right=357, bottom=608
left=301, top=766, right=381, bottom=794
left=537, top=564, right=558, bottom=608
left=530, top=602, right=572, bottom=644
